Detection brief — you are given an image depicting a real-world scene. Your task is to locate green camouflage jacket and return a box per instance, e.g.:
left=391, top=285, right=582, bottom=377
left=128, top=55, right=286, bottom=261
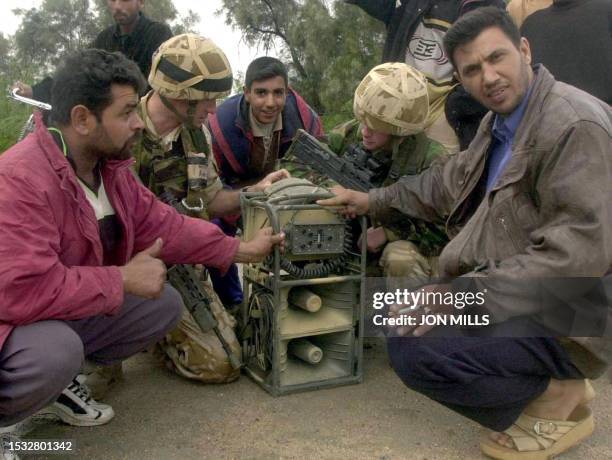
left=282, top=119, right=449, bottom=256
left=132, top=93, right=223, bottom=220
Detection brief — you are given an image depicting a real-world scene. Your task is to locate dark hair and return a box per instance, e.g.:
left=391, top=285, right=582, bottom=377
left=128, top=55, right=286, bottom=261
left=244, top=56, right=288, bottom=89
left=443, top=7, right=521, bottom=70
left=50, top=49, right=146, bottom=125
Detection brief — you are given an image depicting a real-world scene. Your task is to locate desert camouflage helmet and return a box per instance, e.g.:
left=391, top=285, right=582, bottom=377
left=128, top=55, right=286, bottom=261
left=353, top=62, right=429, bottom=137
left=149, top=34, right=233, bottom=100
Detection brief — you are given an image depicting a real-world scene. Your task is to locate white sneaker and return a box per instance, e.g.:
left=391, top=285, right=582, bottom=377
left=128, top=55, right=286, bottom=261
left=1, top=442, right=20, bottom=460
left=0, top=425, right=20, bottom=460
left=40, top=378, right=114, bottom=426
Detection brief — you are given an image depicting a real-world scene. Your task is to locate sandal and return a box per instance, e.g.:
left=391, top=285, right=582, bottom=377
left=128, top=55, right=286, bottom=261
left=480, top=406, right=594, bottom=460
left=583, top=379, right=595, bottom=405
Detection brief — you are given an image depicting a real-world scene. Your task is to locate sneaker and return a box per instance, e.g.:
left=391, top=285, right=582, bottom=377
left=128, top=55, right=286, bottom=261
left=0, top=425, right=21, bottom=460
left=41, top=378, right=114, bottom=426
left=1, top=440, right=20, bottom=460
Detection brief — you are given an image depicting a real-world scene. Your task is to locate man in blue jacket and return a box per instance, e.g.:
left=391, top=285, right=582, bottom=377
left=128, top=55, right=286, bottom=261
left=208, top=57, right=323, bottom=189
left=207, top=57, right=323, bottom=309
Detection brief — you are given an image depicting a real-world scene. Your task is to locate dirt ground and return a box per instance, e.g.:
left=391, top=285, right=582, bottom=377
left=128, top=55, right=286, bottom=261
left=22, top=338, right=612, bottom=460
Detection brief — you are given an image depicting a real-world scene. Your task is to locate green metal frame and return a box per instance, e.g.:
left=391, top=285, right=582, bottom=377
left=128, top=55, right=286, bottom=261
left=240, top=191, right=367, bottom=396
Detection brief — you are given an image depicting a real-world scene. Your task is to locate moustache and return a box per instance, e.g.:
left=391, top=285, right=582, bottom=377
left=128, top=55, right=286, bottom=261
left=121, top=131, right=142, bottom=151
left=484, top=78, right=507, bottom=91
left=130, top=131, right=142, bottom=143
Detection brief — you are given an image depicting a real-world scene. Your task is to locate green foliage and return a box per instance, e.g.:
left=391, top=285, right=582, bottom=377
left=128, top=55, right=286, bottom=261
left=281, top=0, right=334, bottom=111
left=233, top=70, right=245, bottom=94
left=318, top=1, right=384, bottom=114
left=172, top=9, right=201, bottom=35
left=0, top=74, right=33, bottom=153
left=12, top=0, right=196, bottom=79
left=321, top=112, right=351, bottom=133
left=218, top=0, right=384, bottom=115
left=0, top=112, right=31, bottom=153
left=13, top=0, right=99, bottom=72
left=0, top=31, right=37, bottom=153
left=0, top=33, right=13, bottom=76
left=218, top=0, right=293, bottom=51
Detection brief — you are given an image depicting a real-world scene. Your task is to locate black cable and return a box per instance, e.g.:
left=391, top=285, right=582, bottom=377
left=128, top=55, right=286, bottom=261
left=277, top=220, right=353, bottom=278
left=247, top=288, right=274, bottom=371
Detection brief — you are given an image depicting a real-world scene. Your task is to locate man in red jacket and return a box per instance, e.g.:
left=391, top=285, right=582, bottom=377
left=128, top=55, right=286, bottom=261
left=0, top=50, right=282, bottom=436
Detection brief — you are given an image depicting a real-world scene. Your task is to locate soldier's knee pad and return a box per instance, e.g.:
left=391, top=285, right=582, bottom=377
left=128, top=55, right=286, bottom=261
left=158, top=291, right=241, bottom=384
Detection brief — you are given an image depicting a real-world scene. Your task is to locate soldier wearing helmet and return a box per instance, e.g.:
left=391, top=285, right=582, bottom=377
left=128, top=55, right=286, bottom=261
left=284, top=62, right=450, bottom=281
left=133, top=34, right=289, bottom=385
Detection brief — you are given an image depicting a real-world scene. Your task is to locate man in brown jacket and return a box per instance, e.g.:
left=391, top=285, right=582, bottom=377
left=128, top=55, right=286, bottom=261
left=319, top=7, right=611, bottom=460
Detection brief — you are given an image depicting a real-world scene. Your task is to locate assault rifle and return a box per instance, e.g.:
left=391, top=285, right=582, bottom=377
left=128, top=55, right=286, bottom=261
left=160, top=192, right=241, bottom=369
left=285, top=129, right=391, bottom=192
left=167, top=264, right=242, bottom=369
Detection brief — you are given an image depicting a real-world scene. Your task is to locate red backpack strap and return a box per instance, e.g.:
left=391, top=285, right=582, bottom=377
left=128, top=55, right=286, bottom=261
left=289, top=88, right=325, bottom=137
left=208, top=113, right=246, bottom=177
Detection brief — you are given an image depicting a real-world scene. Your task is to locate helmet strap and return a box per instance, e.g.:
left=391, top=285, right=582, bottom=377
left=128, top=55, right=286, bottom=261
left=159, top=94, right=199, bottom=129
left=186, top=100, right=198, bottom=129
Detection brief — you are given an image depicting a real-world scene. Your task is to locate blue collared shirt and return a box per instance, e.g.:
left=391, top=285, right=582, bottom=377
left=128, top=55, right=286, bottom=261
left=486, top=85, right=534, bottom=191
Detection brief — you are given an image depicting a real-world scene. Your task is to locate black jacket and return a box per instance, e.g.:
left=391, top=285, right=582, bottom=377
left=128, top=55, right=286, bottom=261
left=521, top=0, right=611, bottom=104
left=346, top=0, right=505, bottom=62
left=32, top=13, right=172, bottom=103
left=92, top=13, right=173, bottom=80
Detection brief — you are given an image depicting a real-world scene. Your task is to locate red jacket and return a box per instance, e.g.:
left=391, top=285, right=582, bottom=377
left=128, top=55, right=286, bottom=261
left=0, top=116, right=239, bottom=351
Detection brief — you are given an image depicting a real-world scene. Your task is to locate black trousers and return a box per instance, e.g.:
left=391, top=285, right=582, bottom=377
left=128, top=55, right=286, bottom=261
left=387, top=323, right=584, bottom=431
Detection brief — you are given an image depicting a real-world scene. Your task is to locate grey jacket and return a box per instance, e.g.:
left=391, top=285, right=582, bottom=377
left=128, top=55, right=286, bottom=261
left=369, top=66, right=612, bottom=377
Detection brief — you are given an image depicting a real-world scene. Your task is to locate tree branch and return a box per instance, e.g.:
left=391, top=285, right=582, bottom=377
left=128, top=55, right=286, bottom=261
left=254, top=0, right=309, bottom=81
left=249, top=26, right=286, bottom=41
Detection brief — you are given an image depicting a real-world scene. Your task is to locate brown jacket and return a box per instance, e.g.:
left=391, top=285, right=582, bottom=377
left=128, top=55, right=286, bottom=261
left=370, top=66, right=612, bottom=377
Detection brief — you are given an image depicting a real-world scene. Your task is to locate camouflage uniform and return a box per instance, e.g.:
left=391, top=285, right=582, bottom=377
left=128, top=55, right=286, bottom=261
left=283, top=63, right=450, bottom=281
left=133, top=34, right=240, bottom=383
left=133, top=92, right=223, bottom=220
